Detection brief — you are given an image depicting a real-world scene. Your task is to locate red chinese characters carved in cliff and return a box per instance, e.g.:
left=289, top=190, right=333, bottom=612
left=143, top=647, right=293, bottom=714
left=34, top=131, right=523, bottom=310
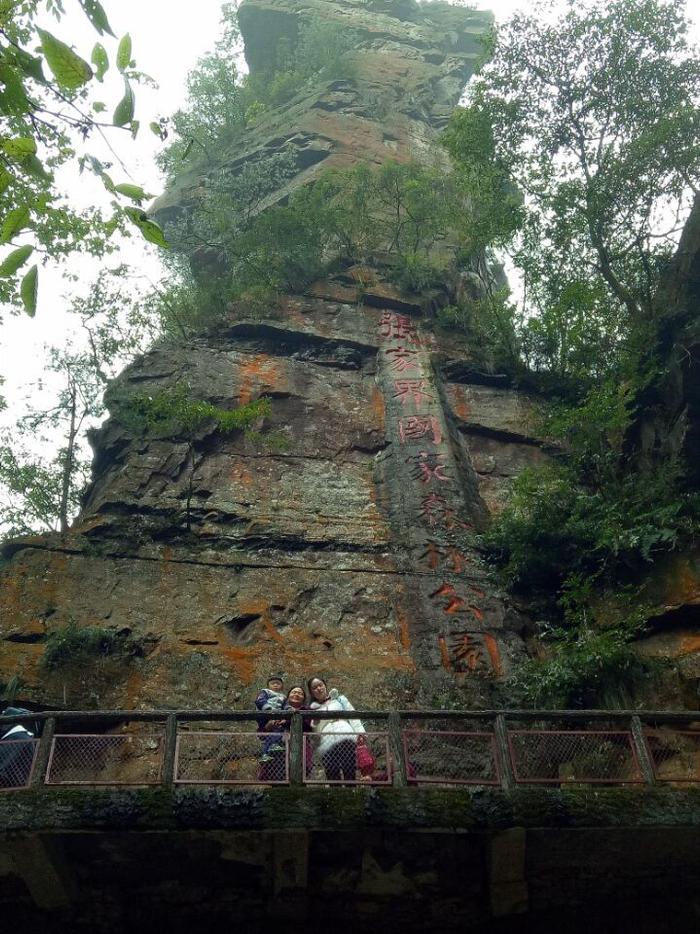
left=399, top=415, right=442, bottom=445
left=385, top=347, right=419, bottom=372
left=439, top=632, right=501, bottom=676
left=430, top=583, right=483, bottom=621
left=379, top=312, right=420, bottom=344
left=418, top=493, right=472, bottom=530
left=406, top=452, right=451, bottom=484
left=393, top=380, right=434, bottom=406
left=419, top=541, right=470, bottom=573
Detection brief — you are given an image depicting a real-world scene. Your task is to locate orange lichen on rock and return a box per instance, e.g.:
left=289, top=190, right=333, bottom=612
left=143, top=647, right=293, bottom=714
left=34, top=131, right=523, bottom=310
left=448, top=386, right=472, bottom=423
left=237, top=354, right=280, bottom=405
left=371, top=385, right=386, bottom=432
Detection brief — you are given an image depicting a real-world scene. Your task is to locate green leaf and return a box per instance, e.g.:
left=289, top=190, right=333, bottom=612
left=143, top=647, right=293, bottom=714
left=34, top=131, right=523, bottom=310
left=92, top=101, right=107, bottom=113
left=116, top=34, right=132, bottom=72
left=20, top=264, right=38, bottom=317
left=79, top=0, right=115, bottom=37
left=10, top=47, right=46, bottom=84
left=22, top=154, right=51, bottom=183
left=113, top=77, right=135, bottom=127
left=130, top=120, right=140, bottom=140
left=124, top=208, right=170, bottom=249
left=104, top=215, right=120, bottom=238
left=91, top=43, right=109, bottom=82
left=114, top=182, right=150, bottom=201
left=1, top=137, right=37, bottom=161
left=0, top=244, right=33, bottom=277
left=114, top=183, right=148, bottom=202
left=86, top=157, right=115, bottom=193
left=149, top=121, right=166, bottom=139
left=0, top=63, right=31, bottom=113
left=0, top=167, right=13, bottom=196
left=37, top=28, right=93, bottom=91
left=0, top=207, right=30, bottom=243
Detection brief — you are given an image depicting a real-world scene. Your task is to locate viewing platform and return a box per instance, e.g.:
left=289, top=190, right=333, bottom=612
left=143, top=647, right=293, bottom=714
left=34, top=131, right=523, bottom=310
left=2, top=709, right=700, bottom=932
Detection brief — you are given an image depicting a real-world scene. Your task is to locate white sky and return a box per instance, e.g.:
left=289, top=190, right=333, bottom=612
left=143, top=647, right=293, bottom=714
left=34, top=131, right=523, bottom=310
left=0, top=0, right=698, bottom=414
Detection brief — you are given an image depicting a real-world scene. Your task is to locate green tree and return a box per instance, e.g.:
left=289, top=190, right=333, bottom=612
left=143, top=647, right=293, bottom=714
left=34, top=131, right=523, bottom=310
left=158, top=6, right=359, bottom=178
left=0, top=0, right=168, bottom=317
left=0, top=347, right=103, bottom=535
left=446, top=0, right=700, bottom=381
left=0, top=267, right=159, bottom=538
left=156, top=3, right=249, bottom=175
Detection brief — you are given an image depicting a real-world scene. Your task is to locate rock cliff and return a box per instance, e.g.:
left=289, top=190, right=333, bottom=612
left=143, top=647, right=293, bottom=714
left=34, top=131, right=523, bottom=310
left=0, top=0, right=558, bottom=710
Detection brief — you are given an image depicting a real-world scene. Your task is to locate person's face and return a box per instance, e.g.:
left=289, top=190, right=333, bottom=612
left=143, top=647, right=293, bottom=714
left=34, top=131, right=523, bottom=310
left=287, top=687, right=305, bottom=708
left=310, top=679, right=328, bottom=702
left=268, top=679, right=283, bottom=692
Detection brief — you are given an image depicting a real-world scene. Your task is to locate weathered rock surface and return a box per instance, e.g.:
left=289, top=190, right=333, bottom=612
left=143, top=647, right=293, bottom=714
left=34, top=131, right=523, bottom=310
left=153, top=0, right=493, bottom=244
left=0, top=0, right=558, bottom=710
left=0, top=277, right=551, bottom=708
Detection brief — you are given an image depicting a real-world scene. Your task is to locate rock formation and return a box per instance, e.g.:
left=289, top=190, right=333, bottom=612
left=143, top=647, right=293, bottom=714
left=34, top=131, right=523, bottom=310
left=0, top=0, right=559, bottom=710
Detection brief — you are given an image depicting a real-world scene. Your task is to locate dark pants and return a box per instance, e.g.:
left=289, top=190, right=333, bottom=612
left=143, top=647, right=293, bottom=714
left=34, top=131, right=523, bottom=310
left=258, top=750, right=286, bottom=782
left=321, top=739, right=356, bottom=782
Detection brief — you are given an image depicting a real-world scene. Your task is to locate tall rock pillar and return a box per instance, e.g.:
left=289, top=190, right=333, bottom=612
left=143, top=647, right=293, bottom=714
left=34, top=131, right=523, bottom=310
left=0, top=1, right=550, bottom=709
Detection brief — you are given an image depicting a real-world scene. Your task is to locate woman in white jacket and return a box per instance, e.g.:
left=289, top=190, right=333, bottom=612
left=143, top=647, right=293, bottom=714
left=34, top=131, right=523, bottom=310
left=307, top=677, right=365, bottom=782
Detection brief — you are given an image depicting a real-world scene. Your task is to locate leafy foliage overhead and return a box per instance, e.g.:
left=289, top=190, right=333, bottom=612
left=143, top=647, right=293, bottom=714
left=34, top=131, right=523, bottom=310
left=444, top=0, right=700, bottom=383
left=0, top=0, right=169, bottom=317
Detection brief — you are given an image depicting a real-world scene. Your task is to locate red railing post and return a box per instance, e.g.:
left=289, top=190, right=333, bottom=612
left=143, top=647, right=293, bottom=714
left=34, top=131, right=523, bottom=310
left=162, top=714, right=178, bottom=788
left=494, top=715, right=515, bottom=791
left=29, top=716, right=56, bottom=788
left=630, top=715, right=656, bottom=786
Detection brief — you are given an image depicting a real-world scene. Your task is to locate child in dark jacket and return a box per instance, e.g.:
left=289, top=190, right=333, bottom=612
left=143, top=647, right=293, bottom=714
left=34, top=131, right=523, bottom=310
left=255, top=676, right=287, bottom=781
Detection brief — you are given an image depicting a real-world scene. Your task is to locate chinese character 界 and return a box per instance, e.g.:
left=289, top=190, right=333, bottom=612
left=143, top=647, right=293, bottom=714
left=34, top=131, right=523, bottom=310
left=394, top=380, right=434, bottom=407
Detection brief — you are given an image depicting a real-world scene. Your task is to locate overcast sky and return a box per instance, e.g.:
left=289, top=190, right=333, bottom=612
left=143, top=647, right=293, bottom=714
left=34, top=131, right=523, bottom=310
left=1, top=0, right=698, bottom=414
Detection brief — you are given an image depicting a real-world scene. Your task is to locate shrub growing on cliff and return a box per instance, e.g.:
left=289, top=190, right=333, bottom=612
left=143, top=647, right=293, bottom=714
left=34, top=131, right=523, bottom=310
left=509, top=626, right=651, bottom=709
left=43, top=624, right=128, bottom=670
left=158, top=8, right=358, bottom=176
left=171, top=159, right=464, bottom=301
left=126, top=385, right=271, bottom=439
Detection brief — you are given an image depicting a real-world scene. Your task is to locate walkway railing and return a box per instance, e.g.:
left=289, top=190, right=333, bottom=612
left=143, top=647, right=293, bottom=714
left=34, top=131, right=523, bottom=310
left=2, top=708, right=700, bottom=791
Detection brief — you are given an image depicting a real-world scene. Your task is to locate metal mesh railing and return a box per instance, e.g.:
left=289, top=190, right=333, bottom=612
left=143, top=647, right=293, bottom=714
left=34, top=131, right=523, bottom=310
left=402, top=730, right=499, bottom=785
left=8, top=708, right=700, bottom=791
left=46, top=734, right=164, bottom=785
left=0, top=738, right=39, bottom=790
left=175, top=731, right=289, bottom=784
left=508, top=730, right=643, bottom=784
left=644, top=729, right=700, bottom=783
left=303, top=732, right=391, bottom=784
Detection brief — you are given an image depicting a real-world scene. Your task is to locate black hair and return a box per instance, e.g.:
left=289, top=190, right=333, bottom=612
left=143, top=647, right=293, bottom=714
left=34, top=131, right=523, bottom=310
left=307, top=676, right=327, bottom=697
left=286, top=685, right=306, bottom=701
left=267, top=675, right=284, bottom=686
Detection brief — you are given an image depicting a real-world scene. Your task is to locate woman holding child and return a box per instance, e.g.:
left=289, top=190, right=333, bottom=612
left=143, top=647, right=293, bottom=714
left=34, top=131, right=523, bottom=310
left=257, top=681, right=308, bottom=781
left=307, top=676, right=365, bottom=782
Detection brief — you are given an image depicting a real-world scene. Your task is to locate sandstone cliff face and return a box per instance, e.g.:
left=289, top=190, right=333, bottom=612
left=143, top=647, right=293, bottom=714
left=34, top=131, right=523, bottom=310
left=0, top=277, right=548, bottom=709
left=0, top=0, right=555, bottom=710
